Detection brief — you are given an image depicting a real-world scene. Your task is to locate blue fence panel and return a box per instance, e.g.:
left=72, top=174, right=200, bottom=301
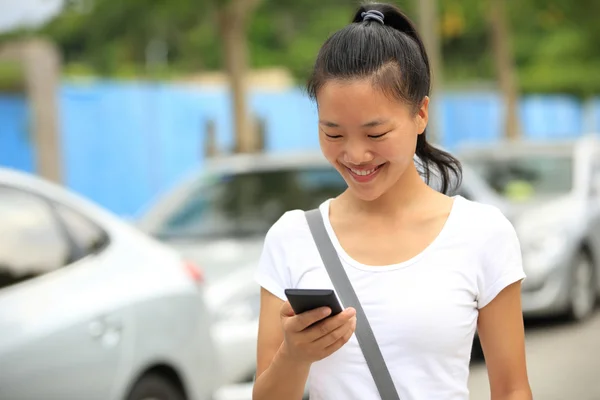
left=61, top=82, right=160, bottom=215
left=440, top=91, right=503, bottom=150
left=520, top=95, right=583, bottom=139
left=4, top=81, right=599, bottom=217
left=251, top=89, right=319, bottom=151
left=586, top=97, right=600, bottom=133
left=149, top=84, right=208, bottom=194
left=185, top=85, right=234, bottom=154
left=0, top=95, right=34, bottom=173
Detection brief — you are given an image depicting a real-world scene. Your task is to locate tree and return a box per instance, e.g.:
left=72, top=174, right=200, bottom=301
left=0, top=39, right=62, bottom=183
left=417, top=0, right=444, bottom=144
left=215, top=0, right=263, bottom=154
left=489, top=0, right=521, bottom=140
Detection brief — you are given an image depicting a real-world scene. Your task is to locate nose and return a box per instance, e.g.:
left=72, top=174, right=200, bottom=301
left=342, top=139, right=375, bottom=165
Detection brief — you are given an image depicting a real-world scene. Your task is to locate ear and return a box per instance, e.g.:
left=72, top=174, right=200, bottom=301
left=416, top=96, right=429, bottom=135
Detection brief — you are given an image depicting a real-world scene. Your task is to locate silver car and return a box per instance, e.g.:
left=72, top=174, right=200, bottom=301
left=136, top=151, right=510, bottom=386
left=457, top=134, right=600, bottom=321
left=0, top=168, right=218, bottom=400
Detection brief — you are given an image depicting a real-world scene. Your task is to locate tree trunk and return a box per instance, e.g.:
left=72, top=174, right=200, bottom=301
left=0, top=39, right=62, bottom=183
left=489, top=0, right=520, bottom=140
left=417, top=0, right=443, bottom=144
left=218, top=0, right=262, bottom=154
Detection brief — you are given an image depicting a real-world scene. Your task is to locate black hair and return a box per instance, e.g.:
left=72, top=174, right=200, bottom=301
left=306, top=2, right=462, bottom=194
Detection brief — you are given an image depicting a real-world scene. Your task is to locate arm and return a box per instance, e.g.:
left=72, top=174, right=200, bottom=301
left=477, top=281, right=532, bottom=400
left=252, top=288, right=310, bottom=400
left=252, top=288, right=356, bottom=400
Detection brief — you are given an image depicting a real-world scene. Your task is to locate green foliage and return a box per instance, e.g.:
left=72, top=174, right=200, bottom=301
left=0, top=62, right=26, bottom=92
left=0, top=0, right=598, bottom=97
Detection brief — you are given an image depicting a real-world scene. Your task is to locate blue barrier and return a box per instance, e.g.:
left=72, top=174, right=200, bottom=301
left=520, top=95, right=583, bottom=139
left=588, top=98, right=600, bottom=133
left=0, top=81, right=597, bottom=216
left=0, top=94, right=34, bottom=173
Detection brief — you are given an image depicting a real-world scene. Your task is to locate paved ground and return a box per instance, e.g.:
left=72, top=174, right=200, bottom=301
left=468, top=310, right=600, bottom=400
left=215, top=311, right=600, bottom=400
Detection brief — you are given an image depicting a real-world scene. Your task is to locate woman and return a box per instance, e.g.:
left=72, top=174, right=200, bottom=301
left=252, top=2, right=532, bottom=400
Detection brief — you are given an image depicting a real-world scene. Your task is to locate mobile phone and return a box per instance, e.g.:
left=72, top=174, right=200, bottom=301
left=284, top=288, right=344, bottom=316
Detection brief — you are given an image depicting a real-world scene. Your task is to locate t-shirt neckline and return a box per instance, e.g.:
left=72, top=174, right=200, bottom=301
left=318, top=195, right=464, bottom=272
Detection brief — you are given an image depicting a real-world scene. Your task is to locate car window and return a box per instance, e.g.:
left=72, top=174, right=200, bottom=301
left=145, top=166, right=348, bottom=238
left=0, top=186, right=71, bottom=290
left=463, top=153, right=574, bottom=202
left=53, top=203, right=110, bottom=256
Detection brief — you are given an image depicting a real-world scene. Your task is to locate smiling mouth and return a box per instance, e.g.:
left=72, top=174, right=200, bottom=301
left=345, top=163, right=386, bottom=178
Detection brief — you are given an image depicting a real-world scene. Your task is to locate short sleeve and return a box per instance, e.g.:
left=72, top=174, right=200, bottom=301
left=254, top=214, right=293, bottom=301
left=476, top=209, right=526, bottom=309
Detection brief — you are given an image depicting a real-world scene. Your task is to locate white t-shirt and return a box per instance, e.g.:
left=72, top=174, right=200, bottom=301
left=255, top=195, right=526, bottom=400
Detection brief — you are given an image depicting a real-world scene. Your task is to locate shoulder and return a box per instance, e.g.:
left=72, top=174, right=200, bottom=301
left=454, top=196, right=517, bottom=244
left=265, top=209, right=309, bottom=240
left=263, top=208, right=315, bottom=252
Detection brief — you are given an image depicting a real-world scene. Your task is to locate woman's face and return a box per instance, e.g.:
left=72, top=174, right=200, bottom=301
left=317, top=79, right=429, bottom=202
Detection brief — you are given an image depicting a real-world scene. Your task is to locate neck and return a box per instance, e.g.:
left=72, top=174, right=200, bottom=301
left=341, top=163, right=434, bottom=216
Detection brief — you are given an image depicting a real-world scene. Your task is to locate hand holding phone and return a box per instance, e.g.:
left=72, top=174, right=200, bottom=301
left=279, top=288, right=356, bottom=364
left=284, top=289, right=344, bottom=316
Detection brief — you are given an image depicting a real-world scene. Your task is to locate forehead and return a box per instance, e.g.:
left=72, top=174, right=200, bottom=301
left=317, top=79, right=410, bottom=118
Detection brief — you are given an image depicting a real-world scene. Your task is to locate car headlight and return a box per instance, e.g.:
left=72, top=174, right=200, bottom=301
left=519, top=227, right=570, bottom=279
left=522, top=231, right=568, bottom=257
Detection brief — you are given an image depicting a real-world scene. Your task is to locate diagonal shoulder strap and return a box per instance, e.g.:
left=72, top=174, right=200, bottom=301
left=305, top=209, right=400, bottom=400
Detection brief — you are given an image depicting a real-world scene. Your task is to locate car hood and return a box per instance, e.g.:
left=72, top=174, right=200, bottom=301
left=511, top=193, right=584, bottom=234
left=162, top=237, right=265, bottom=283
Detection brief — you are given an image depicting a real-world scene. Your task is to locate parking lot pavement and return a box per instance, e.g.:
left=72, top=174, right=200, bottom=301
left=469, top=311, right=600, bottom=400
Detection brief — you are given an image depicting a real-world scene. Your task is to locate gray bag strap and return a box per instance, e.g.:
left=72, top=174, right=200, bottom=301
left=305, top=209, right=400, bottom=400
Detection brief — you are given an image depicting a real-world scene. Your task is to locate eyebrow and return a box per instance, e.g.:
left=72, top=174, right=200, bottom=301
left=319, top=119, right=389, bottom=128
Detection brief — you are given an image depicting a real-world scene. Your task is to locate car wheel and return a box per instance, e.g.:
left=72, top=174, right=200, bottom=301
left=126, top=373, right=186, bottom=400
left=567, top=252, right=597, bottom=322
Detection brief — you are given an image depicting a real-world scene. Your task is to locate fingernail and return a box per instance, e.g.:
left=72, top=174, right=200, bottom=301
left=347, top=307, right=356, bottom=316
left=323, top=307, right=332, bottom=316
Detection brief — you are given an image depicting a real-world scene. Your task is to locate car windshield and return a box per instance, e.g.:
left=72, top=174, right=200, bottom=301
left=141, top=166, right=347, bottom=239
left=463, top=152, right=574, bottom=202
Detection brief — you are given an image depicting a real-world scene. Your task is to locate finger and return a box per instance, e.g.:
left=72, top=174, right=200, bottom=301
left=289, top=306, right=332, bottom=332
left=280, top=301, right=295, bottom=318
left=305, top=308, right=356, bottom=341
left=324, top=318, right=356, bottom=353
left=313, top=317, right=356, bottom=348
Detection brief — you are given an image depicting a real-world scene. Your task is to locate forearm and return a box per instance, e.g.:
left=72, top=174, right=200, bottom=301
left=491, top=388, right=533, bottom=400
left=252, top=345, right=311, bottom=400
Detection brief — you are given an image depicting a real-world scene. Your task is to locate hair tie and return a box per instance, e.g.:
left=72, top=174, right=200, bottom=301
left=361, top=10, right=385, bottom=24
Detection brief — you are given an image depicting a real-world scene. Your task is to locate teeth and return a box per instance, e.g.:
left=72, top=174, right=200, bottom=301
left=351, top=168, right=376, bottom=176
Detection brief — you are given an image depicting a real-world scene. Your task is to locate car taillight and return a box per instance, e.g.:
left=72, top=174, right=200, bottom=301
left=183, top=260, right=205, bottom=284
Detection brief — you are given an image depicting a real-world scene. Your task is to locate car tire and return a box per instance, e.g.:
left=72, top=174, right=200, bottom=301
left=567, top=252, right=597, bottom=322
left=126, top=373, right=186, bottom=400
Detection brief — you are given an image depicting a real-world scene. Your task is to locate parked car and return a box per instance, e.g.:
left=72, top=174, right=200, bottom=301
left=135, top=150, right=510, bottom=385
left=456, top=134, right=600, bottom=321
left=0, top=167, right=218, bottom=400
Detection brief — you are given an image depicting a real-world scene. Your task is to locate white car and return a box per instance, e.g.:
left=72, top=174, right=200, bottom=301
left=457, top=135, right=600, bottom=321
left=0, top=168, right=219, bottom=400
left=135, top=151, right=509, bottom=387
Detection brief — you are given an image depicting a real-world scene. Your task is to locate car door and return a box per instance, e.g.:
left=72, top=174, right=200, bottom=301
left=0, top=185, right=127, bottom=400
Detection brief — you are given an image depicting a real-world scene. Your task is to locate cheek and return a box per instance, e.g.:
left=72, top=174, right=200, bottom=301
left=377, top=134, right=418, bottom=162
left=319, top=137, right=340, bottom=160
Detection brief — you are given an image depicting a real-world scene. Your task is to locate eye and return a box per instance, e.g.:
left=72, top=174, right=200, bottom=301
left=321, top=129, right=342, bottom=139
left=368, top=131, right=390, bottom=139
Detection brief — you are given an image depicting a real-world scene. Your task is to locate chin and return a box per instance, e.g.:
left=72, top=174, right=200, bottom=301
left=347, top=186, right=386, bottom=202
